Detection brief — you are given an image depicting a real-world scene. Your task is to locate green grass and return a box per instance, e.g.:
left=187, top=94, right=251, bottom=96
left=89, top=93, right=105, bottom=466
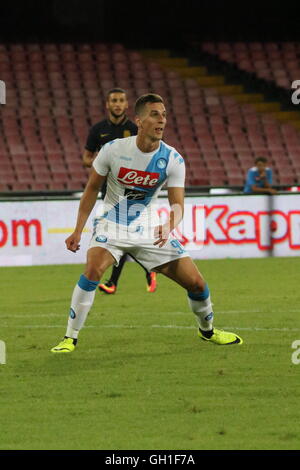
left=1, top=257, right=300, bottom=450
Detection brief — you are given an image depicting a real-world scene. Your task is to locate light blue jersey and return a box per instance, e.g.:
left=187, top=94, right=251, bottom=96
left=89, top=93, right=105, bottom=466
left=244, top=166, right=273, bottom=193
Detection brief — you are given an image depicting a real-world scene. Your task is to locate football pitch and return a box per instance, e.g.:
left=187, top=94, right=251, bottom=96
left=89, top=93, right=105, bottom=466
left=0, top=257, right=300, bottom=450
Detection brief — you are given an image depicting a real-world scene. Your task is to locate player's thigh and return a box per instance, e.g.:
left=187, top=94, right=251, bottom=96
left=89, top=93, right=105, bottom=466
left=156, top=256, right=206, bottom=291
left=85, top=247, right=116, bottom=279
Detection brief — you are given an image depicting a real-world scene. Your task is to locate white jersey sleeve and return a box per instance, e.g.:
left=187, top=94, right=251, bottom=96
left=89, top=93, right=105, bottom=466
left=166, top=151, right=186, bottom=187
left=92, top=142, right=112, bottom=176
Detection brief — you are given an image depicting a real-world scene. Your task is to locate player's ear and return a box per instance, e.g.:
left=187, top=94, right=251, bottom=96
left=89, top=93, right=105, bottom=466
left=135, top=116, right=142, bottom=128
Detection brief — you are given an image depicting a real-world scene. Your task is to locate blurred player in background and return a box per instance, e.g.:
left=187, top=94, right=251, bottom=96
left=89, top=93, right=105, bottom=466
left=51, top=93, right=243, bottom=353
left=244, top=156, right=277, bottom=194
left=83, top=87, right=157, bottom=294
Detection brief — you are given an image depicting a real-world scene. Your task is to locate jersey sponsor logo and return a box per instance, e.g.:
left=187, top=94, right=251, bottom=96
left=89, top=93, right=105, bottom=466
left=117, top=167, right=159, bottom=188
left=124, top=188, right=146, bottom=200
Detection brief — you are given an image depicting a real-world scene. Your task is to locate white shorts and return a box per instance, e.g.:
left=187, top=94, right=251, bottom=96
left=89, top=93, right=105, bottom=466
left=89, top=218, right=189, bottom=272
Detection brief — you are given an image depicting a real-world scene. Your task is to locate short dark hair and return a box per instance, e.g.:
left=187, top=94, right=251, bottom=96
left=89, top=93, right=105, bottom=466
left=134, top=93, right=164, bottom=116
left=106, top=88, right=127, bottom=100
left=255, top=156, right=268, bottom=164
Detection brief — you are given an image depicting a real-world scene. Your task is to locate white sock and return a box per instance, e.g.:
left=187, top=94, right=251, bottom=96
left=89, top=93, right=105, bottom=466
left=65, top=275, right=98, bottom=340
left=188, top=294, right=214, bottom=331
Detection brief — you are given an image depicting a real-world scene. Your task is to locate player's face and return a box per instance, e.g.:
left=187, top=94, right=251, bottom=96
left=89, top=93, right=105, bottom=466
left=106, top=93, right=128, bottom=119
left=137, top=102, right=167, bottom=141
left=257, top=161, right=267, bottom=174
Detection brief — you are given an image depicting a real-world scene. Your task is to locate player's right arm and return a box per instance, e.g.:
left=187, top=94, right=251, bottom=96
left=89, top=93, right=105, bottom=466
left=252, top=186, right=277, bottom=194
left=251, top=183, right=277, bottom=194
left=82, top=149, right=96, bottom=168
left=65, top=169, right=106, bottom=252
left=83, top=123, right=101, bottom=168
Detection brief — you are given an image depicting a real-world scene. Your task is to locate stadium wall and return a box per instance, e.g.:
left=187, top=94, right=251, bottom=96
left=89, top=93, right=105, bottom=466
left=0, top=194, right=299, bottom=266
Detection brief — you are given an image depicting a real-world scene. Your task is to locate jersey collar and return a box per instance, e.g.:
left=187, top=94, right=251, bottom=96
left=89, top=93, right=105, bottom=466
left=107, top=115, right=128, bottom=127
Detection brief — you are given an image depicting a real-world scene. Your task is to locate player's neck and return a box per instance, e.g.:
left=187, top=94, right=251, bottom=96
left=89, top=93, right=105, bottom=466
left=136, top=135, right=160, bottom=153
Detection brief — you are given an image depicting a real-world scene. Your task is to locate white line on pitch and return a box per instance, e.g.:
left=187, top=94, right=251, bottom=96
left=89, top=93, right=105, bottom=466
left=1, top=308, right=299, bottom=319
left=1, top=324, right=300, bottom=332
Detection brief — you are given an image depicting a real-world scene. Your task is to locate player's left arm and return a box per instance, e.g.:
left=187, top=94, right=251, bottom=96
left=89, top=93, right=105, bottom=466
left=154, top=151, right=185, bottom=247
left=265, top=169, right=273, bottom=187
left=167, top=186, right=184, bottom=230
left=154, top=187, right=184, bottom=247
left=263, top=169, right=277, bottom=194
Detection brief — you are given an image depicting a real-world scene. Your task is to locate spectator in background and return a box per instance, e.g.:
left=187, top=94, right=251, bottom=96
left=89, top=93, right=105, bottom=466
left=244, top=157, right=277, bottom=195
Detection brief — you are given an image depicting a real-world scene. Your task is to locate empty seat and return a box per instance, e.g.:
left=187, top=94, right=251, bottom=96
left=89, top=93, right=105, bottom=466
left=203, top=41, right=297, bottom=90
left=48, top=181, right=66, bottom=190
left=10, top=182, right=30, bottom=191
left=2, top=41, right=300, bottom=192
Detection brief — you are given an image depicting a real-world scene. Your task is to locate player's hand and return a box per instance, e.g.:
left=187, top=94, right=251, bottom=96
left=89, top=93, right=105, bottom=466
left=153, top=224, right=171, bottom=248
left=65, top=232, right=81, bottom=252
left=260, top=171, right=266, bottom=180
left=268, top=187, right=277, bottom=195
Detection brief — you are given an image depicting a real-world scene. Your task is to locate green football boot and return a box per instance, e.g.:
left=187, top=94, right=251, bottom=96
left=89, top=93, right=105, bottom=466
left=198, top=328, right=243, bottom=345
left=50, top=337, right=77, bottom=353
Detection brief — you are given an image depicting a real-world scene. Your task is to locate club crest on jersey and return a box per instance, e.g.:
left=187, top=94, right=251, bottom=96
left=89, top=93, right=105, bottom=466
left=117, top=167, right=159, bottom=188
left=156, top=158, right=167, bottom=169
left=95, top=235, right=108, bottom=243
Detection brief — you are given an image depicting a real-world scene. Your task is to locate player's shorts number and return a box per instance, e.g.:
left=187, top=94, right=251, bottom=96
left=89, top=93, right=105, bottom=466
left=170, top=239, right=185, bottom=254
left=92, top=218, right=100, bottom=237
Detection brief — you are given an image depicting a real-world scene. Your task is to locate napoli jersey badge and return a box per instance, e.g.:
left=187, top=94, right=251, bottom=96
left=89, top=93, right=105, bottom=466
left=96, top=235, right=108, bottom=243
left=156, top=158, right=167, bottom=169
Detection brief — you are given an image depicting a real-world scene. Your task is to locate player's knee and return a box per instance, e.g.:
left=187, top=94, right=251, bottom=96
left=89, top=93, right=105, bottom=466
left=84, top=264, right=104, bottom=281
left=187, top=276, right=207, bottom=295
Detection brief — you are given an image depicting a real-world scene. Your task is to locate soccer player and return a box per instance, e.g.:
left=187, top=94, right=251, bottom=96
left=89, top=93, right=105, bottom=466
left=83, top=87, right=157, bottom=294
left=244, top=156, right=277, bottom=194
left=51, top=93, right=243, bottom=353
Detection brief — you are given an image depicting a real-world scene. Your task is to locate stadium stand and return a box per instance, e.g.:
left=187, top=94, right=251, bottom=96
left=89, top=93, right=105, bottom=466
left=1, top=42, right=300, bottom=191
left=200, top=41, right=300, bottom=90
